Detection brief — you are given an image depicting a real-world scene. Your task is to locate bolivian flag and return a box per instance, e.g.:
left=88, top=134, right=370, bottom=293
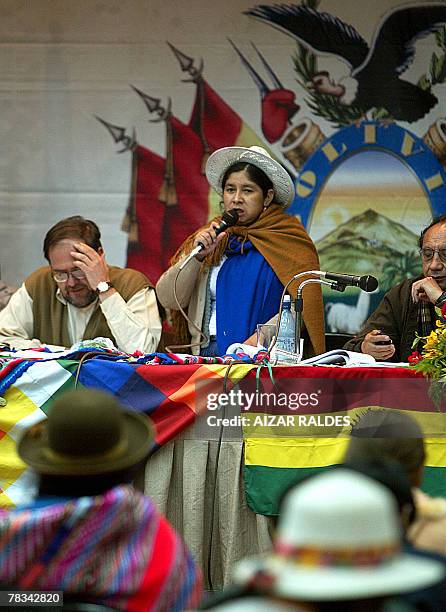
left=242, top=366, right=446, bottom=516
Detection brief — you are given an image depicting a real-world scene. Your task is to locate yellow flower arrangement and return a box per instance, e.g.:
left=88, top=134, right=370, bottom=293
left=410, top=304, right=446, bottom=405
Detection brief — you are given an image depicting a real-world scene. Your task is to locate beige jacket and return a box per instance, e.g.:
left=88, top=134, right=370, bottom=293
left=156, top=257, right=208, bottom=355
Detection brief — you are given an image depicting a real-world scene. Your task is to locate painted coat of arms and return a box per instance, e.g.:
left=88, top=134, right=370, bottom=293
left=98, top=0, right=446, bottom=335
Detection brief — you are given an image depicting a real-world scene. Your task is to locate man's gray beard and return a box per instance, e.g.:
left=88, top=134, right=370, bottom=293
left=65, top=289, right=97, bottom=308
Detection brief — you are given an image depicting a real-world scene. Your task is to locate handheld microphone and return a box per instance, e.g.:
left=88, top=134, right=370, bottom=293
left=321, top=272, right=379, bottom=292
left=194, top=209, right=239, bottom=254
left=179, top=209, right=239, bottom=270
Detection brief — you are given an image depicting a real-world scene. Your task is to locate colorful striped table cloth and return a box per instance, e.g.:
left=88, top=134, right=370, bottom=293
left=0, top=353, right=252, bottom=507
left=2, top=354, right=445, bottom=518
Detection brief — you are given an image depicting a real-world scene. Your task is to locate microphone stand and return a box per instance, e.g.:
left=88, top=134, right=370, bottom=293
left=266, top=270, right=322, bottom=363
left=294, top=278, right=346, bottom=358
left=266, top=271, right=347, bottom=363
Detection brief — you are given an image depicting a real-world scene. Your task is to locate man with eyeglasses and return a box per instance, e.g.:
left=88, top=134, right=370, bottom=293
left=345, top=215, right=446, bottom=362
left=0, top=216, right=162, bottom=353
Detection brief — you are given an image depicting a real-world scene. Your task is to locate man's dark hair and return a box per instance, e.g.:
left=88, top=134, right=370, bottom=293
left=418, top=214, right=446, bottom=248
left=222, top=162, right=274, bottom=198
left=43, top=216, right=102, bottom=261
left=345, top=408, right=425, bottom=485
left=342, top=457, right=417, bottom=528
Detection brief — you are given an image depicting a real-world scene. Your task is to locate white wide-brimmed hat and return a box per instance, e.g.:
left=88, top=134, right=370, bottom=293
left=233, top=469, right=444, bottom=601
left=205, top=146, right=295, bottom=208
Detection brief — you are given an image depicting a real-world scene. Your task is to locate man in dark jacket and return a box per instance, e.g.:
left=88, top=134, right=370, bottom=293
left=344, top=215, right=446, bottom=361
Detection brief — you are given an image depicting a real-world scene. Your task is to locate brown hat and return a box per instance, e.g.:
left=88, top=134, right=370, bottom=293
left=18, top=388, right=154, bottom=476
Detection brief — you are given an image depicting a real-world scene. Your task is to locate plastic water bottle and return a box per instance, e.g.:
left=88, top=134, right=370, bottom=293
left=275, top=295, right=296, bottom=362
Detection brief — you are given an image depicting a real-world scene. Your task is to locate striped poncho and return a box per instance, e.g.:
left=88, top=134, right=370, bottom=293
left=0, top=485, right=202, bottom=611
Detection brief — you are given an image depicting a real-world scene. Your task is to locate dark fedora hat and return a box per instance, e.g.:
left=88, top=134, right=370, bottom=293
left=18, top=388, right=154, bottom=476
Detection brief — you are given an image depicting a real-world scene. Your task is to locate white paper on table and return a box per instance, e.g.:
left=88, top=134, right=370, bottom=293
left=299, top=349, right=410, bottom=367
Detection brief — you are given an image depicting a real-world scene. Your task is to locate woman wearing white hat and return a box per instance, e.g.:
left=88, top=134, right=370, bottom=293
left=203, top=469, right=444, bottom=611
left=156, top=145, right=325, bottom=356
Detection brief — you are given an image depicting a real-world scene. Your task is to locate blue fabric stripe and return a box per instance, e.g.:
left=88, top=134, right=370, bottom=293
left=0, top=360, right=37, bottom=395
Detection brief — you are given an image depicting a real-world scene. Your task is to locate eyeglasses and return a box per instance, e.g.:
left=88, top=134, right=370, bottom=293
left=52, top=269, right=86, bottom=283
left=420, top=248, right=446, bottom=263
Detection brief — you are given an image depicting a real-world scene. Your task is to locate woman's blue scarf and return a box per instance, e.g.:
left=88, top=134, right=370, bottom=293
left=216, top=235, right=283, bottom=354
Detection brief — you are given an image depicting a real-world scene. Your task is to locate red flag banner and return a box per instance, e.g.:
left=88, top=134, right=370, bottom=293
left=162, top=118, right=210, bottom=259
left=125, top=145, right=167, bottom=283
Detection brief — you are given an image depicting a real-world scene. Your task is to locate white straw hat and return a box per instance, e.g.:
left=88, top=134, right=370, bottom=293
left=205, top=146, right=295, bottom=208
left=233, top=469, right=444, bottom=601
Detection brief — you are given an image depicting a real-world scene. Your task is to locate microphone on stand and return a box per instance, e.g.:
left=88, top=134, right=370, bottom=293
left=294, top=277, right=341, bottom=358
left=320, top=272, right=379, bottom=292
left=276, top=270, right=379, bottom=361
left=179, top=210, right=239, bottom=270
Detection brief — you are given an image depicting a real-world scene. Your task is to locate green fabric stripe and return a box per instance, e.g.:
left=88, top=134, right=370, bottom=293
left=39, top=360, right=81, bottom=415
left=245, top=465, right=325, bottom=516
left=245, top=465, right=446, bottom=516
left=58, top=359, right=83, bottom=375
left=422, top=466, right=446, bottom=498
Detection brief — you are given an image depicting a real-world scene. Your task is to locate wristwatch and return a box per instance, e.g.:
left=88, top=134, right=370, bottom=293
left=96, top=281, right=113, bottom=293
left=435, top=291, right=446, bottom=307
